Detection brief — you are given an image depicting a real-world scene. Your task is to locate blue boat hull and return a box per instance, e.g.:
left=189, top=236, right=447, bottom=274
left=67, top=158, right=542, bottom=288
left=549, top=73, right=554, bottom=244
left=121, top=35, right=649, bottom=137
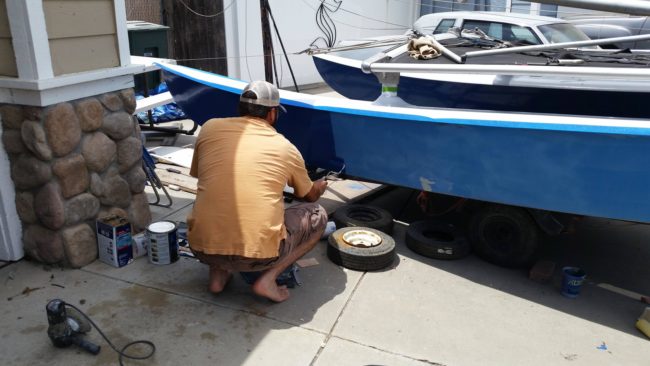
left=313, top=56, right=648, bottom=119
left=160, top=64, right=650, bottom=223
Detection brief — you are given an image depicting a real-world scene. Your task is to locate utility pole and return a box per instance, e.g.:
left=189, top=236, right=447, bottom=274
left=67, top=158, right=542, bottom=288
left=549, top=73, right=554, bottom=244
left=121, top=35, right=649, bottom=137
left=259, top=0, right=274, bottom=83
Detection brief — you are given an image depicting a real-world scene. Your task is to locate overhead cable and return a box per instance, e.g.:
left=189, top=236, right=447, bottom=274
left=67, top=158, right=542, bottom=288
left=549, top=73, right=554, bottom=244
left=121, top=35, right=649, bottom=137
left=299, top=0, right=409, bottom=31
left=176, top=0, right=236, bottom=18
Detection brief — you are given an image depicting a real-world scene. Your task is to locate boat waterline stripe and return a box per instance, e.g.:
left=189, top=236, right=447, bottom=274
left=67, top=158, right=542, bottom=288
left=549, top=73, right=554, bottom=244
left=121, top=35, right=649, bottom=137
left=157, top=63, right=650, bottom=136
left=312, top=104, right=650, bottom=136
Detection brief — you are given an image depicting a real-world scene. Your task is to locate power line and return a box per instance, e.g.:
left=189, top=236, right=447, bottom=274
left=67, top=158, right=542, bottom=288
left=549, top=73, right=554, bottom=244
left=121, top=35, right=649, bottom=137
left=336, top=2, right=411, bottom=28
left=244, top=0, right=253, bottom=81
left=176, top=0, right=236, bottom=18
left=299, top=0, right=410, bottom=31
left=173, top=49, right=316, bottom=62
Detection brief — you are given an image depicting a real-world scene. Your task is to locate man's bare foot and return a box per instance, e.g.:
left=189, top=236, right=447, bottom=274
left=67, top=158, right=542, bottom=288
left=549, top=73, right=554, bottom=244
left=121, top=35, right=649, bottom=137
left=209, top=267, right=232, bottom=294
left=252, top=276, right=290, bottom=302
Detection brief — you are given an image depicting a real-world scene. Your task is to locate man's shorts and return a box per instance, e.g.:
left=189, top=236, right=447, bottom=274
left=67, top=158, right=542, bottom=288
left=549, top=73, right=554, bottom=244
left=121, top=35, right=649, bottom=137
left=192, top=203, right=328, bottom=272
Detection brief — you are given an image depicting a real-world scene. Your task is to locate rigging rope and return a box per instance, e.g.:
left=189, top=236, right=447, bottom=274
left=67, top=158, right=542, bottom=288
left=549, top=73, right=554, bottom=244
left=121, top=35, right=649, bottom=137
left=311, top=0, right=342, bottom=48
left=266, top=2, right=301, bottom=91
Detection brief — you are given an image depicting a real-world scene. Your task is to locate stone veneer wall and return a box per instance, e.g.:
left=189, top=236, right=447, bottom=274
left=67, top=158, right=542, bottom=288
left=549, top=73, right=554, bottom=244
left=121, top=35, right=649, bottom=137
left=0, top=89, right=152, bottom=268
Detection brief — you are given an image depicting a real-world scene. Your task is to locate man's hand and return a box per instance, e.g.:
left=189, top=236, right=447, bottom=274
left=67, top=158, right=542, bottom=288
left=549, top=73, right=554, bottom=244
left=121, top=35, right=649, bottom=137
left=302, top=179, right=328, bottom=202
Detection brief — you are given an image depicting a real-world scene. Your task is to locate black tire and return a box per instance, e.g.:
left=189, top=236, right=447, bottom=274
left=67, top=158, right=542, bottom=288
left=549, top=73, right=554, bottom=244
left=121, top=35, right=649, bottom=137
left=332, top=204, right=394, bottom=234
left=468, top=204, right=540, bottom=268
left=327, top=227, right=396, bottom=271
left=405, top=220, right=470, bottom=260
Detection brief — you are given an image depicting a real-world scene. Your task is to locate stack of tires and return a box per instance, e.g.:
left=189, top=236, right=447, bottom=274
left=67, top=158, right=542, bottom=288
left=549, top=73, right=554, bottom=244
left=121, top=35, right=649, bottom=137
left=406, top=204, right=540, bottom=268
left=329, top=202, right=541, bottom=270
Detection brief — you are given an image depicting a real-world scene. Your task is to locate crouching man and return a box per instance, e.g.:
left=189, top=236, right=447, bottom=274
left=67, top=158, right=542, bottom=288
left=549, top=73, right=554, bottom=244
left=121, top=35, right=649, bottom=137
left=187, top=80, right=328, bottom=302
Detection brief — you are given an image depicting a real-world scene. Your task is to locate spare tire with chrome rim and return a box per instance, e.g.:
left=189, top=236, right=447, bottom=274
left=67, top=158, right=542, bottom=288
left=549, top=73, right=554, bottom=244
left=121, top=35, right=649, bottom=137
left=327, top=227, right=396, bottom=271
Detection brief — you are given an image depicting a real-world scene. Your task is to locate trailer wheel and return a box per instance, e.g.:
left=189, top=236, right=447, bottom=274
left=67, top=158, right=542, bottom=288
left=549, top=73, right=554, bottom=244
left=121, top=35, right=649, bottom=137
left=333, top=204, right=394, bottom=234
left=327, top=227, right=396, bottom=271
left=469, top=204, right=540, bottom=267
left=406, top=220, right=470, bottom=260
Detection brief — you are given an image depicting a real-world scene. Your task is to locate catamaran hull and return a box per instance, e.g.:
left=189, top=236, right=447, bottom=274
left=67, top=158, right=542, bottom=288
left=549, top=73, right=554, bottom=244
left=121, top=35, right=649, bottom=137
left=313, top=55, right=648, bottom=119
left=160, top=63, right=650, bottom=223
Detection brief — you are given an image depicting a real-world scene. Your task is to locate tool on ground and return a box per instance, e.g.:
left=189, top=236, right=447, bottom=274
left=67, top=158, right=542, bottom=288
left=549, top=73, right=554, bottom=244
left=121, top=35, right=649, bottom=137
left=45, top=299, right=155, bottom=365
left=46, top=299, right=100, bottom=355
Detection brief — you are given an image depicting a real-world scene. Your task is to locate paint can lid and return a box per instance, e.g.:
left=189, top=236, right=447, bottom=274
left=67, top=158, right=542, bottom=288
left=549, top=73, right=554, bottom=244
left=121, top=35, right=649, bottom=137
left=148, top=221, right=176, bottom=233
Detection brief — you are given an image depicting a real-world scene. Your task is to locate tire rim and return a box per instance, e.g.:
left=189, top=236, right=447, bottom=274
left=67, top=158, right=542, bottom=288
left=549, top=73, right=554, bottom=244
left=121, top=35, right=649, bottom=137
left=342, top=230, right=383, bottom=248
left=482, top=217, right=520, bottom=255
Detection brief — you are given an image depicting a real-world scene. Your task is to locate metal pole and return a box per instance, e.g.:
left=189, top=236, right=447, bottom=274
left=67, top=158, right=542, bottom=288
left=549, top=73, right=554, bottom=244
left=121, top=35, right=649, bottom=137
left=259, top=0, right=274, bottom=83
left=526, top=0, right=650, bottom=16
left=463, top=33, right=650, bottom=60
left=265, top=2, right=300, bottom=92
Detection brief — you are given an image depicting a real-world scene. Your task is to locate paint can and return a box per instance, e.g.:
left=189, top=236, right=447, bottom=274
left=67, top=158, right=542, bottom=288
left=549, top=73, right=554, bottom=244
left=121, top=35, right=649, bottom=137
left=561, top=266, right=586, bottom=298
left=146, top=221, right=179, bottom=265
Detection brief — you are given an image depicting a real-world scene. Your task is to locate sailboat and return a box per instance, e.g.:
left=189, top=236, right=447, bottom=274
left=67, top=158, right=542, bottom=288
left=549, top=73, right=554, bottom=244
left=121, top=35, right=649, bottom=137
left=154, top=0, right=650, bottom=266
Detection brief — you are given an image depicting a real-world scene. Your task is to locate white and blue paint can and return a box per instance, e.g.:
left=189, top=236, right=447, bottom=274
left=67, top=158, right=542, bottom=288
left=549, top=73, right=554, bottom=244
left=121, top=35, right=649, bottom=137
left=146, top=221, right=179, bottom=265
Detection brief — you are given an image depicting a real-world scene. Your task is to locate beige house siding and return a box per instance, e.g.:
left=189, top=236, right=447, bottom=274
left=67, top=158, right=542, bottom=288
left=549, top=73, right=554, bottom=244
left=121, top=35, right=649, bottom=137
left=43, top=0, right=120, bottom=76
left=0, top=0, right=18, bottom=77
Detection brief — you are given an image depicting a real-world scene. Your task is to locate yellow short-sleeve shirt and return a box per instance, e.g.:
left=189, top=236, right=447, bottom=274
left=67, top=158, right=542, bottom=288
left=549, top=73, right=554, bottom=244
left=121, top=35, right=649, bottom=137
left=187, top=116, right=313, bottom=258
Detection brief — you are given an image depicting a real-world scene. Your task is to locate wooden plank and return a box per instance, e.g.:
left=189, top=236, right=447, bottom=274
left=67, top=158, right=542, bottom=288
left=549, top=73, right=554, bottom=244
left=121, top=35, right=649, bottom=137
left=154, top=166, right=198, bottom=194
left=130, top=55, right=177, bottom=74
left=148, top=147, right=194, bottom=168
left=260, top=0, right=274, bottom=83
left=157, top=163, right=191, bottom=175
left=161, top=0, right=227, bottom=74
left=135, top=91, right=174, bottom=114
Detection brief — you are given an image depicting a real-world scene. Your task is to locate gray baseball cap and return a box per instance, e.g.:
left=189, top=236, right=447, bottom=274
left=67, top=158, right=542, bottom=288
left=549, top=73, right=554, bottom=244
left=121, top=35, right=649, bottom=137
left=240, top=80, right=286, bottom=112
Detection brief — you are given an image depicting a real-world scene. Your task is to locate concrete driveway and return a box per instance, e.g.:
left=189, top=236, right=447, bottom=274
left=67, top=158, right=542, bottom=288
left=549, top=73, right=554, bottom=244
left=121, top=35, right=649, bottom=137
left=1, top=87, right=649, bottom=365
left=1, top=184, right=649, bottom=365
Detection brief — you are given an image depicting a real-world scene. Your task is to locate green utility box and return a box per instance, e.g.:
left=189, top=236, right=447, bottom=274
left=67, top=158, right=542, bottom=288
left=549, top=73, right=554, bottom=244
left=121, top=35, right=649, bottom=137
left=127, top=21, right=170, bottom=93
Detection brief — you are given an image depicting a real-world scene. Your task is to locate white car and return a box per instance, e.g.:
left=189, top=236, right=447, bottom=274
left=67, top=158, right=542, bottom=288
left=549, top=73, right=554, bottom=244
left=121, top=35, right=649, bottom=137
left=413, top=11, right=592, bottom=45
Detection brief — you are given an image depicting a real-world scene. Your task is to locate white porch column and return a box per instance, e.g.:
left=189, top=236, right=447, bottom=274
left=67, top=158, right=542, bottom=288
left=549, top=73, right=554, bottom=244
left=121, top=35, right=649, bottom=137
left=0, top=116, right=22, bottom=261
left=6, top=0, right=54, bottom=80
left=0, top=0, right=152, bottom=266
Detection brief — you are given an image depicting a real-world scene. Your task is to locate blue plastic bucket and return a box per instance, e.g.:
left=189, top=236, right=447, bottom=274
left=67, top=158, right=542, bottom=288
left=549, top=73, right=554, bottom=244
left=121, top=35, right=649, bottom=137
left=561, top=266, right=586, bottom=298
